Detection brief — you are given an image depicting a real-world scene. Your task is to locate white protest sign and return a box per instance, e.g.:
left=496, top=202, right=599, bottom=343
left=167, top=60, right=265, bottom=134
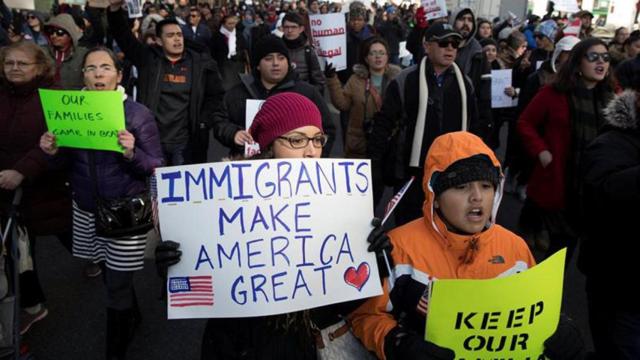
left=245, top=99, right=266, bottom=129
left=421, top=0, right=447, bottom=20
left=309, top=13, right=348, bottom=71
left=554, top=0, right=579, bottom=13
left=4, top=0, right=34, bottom=10
left=157, top=159, right=382, bottom=319
left=126, top=0, right=143, bottom=18
left=491, top=69, right=517, bottom=108
left=399, top=41, right=411, bottom=59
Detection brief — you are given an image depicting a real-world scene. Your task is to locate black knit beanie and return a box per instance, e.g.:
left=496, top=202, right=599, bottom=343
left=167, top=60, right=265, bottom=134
left=432, top=155, right=500, bottom=196
left=251, top=35, right=291, bottom=71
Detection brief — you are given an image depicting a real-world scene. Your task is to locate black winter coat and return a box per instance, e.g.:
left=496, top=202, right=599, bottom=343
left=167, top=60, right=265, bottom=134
left=212, top=72, right=336, bottom=157
left=580, top=89, right=640, bottom=309
left=0, top=79, right=71, bottom=235
left=367, top=61, right=480, bottom=200
left=107, top=8, right=224, bottom=163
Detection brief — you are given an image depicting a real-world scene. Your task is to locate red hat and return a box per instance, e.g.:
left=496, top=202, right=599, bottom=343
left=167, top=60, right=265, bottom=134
left=249, top=92, right=323, bottom=150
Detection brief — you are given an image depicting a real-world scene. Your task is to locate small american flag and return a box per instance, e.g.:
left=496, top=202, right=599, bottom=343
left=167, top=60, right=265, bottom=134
left=381, top=176, right=415, bottom=225
left=168, top=275, right=214, bottom=307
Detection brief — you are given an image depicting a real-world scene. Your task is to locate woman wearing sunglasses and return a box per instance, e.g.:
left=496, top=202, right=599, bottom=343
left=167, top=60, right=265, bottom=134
left=22, top=12, right=48, bottom=46
left=518, top=38, right=614, bottom=262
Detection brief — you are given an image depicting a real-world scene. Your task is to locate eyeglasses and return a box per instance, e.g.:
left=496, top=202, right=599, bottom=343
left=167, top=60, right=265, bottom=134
left=277, top=134, right=329, bottom=149
left=27, top=15, right=37, bottom=20
left=47, top=28, right=69, bottom=37
left=436, top=39, right=460, bottom=49
left=82, top=64, right=117, bottom=74
left=3, top=60, right=37, bottom=69
left=368, top=50, right=387, bottom=57
left=190, top=13, right=200, bottom=17
left=584, top=51, right=611, bottom=63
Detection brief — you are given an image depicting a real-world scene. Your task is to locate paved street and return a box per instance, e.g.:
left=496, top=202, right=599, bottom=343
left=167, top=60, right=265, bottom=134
left=22, top=123, right=594, bottom=359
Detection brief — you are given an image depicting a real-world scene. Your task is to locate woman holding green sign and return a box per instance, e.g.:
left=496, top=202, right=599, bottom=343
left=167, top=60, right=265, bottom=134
left=39, top=47, right=163, bottom=360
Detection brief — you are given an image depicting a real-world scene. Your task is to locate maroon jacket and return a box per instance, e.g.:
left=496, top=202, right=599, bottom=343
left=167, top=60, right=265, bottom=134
left=517, top=85, right=571, bottom=210
left=0, top=79, right=71, bottom=235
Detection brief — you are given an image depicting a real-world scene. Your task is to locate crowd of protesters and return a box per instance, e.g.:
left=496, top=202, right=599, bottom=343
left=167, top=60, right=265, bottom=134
left=2, top=0, right=640, bottom=358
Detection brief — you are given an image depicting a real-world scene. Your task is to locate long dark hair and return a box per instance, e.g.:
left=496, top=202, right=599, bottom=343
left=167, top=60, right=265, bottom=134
left=553, top=37, right=613, bottom=94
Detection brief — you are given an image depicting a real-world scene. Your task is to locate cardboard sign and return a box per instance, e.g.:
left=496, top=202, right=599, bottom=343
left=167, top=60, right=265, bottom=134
left=4, top=0, right=35, bottom=10
left=245, top=99, right=265, bottom=130
left=157, top=159, right=382, bottom=319
left=39, top=89, right=126, bottom=153
left=490, top=69, right=517, bottom=108
left=309, top=13, right=347, bottom=71
left=421, top=0, right=447, bottom=20
left=426, top=249, right=566, bottom=358
left=555, top=0, right=580, bottom=13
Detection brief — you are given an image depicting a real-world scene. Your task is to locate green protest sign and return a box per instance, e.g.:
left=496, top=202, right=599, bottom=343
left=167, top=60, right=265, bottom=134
left=39, top=89, right=126, bottom=153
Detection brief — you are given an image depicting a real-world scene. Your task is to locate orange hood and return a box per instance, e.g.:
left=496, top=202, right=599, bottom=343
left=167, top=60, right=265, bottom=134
left=421, top=131, right=504, bottom=237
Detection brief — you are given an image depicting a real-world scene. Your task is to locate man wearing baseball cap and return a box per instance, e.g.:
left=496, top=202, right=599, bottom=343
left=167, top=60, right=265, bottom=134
left=368, top=22, right=483, bottom=226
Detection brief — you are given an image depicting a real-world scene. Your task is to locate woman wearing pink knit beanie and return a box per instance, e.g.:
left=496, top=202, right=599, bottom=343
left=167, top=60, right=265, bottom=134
left=248, top=92, right=328, bottom=159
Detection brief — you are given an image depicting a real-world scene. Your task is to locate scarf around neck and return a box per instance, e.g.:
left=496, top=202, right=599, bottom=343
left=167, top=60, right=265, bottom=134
left=220, top=26, right=237, bottom=59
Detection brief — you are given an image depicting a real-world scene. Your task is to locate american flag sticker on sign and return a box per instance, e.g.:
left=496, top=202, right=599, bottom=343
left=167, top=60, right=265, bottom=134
left=168, top=276, right=214, bottom=307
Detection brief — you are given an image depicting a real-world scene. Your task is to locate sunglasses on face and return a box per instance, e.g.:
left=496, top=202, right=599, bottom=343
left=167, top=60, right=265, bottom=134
left=436, top=39, right=460, bottom=49
left=47, top=28, right=69, bottom=37
left=584, top=51, right=611, bottom=63
left=27, top=15, right=37, bottom=20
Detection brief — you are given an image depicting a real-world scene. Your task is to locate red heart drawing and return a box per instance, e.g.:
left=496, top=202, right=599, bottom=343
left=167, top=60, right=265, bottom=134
left=344, top=262, right=370, bottom=291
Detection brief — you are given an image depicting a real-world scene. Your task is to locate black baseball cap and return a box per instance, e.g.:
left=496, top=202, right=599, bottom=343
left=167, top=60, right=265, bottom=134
left=423, top=23, right=463, bottom=42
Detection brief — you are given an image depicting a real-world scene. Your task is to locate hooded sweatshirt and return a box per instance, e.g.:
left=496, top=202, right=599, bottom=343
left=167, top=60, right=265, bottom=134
left=44, top=14, right=88, bottom=89
left=449, top=8, right=482, bottom=76
left=350, top=131, right=536, bottom=359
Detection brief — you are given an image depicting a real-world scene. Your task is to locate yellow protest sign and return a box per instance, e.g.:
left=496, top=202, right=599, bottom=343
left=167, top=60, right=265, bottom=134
left=426, top=249, right=566, bottom=359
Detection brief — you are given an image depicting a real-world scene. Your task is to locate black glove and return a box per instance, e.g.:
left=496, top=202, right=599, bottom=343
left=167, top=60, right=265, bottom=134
left=155, top=240, right=182, bottom=278
left=324, top=63, right=336, bottom=78
left=384, top=326, right=455, bottom=360
left=544, top=314, right=586, bottom=360
left=367, top=217, right=392, bottom=253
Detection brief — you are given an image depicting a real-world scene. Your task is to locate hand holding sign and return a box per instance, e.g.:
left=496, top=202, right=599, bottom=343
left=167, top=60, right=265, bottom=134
left=234, top=130, right=254, bottom=146
left=118, top=129, right=135, bottom=160
left=39, top=132, right=59, bottom=156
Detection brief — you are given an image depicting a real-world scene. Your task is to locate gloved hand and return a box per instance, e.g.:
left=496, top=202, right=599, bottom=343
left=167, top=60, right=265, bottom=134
left=155, top=240, right=182, bottom=278
left=324, top=63, right=336, bottom=78
left=543, top=314, right=586, bottom=360
left=367, top=217, right=392, bottom=253
left=384, top=326, right=455, bottom=360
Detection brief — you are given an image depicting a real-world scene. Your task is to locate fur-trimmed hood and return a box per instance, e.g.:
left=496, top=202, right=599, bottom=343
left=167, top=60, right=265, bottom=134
left=352, top=63, right=402, bottom=79
left=604, top=90, right=639, bottom=130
